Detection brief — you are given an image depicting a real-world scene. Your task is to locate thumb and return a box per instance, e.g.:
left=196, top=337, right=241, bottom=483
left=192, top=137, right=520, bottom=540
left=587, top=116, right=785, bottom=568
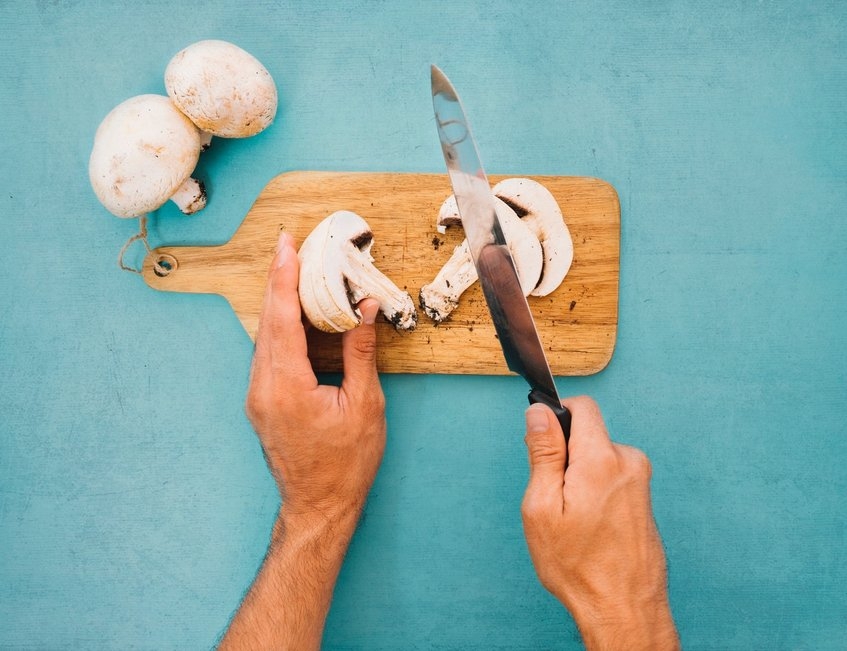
left=341, top=298, right=380, bottom=398
left=524, top=404, right=567, bottom=498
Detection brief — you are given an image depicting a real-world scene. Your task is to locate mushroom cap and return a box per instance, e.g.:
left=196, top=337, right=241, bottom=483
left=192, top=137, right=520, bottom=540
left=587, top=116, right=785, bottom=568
left=89, top=94, right=202, bottom=218
left=492, top=178, right=574, bottom=297
left=165, top=40, right=278, bottom=138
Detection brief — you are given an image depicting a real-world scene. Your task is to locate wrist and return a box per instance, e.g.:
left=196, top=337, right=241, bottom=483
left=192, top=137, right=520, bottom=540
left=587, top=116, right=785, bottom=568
left=570, top=596, right=679, bottom=651
left=274, top=499, right=363, bottom=548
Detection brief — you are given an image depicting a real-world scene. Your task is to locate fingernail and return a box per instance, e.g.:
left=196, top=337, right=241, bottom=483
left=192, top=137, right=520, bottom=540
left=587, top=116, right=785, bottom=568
left=361, top=300, right=377, bottom=325
left=525, top=405, right=549, bottom=434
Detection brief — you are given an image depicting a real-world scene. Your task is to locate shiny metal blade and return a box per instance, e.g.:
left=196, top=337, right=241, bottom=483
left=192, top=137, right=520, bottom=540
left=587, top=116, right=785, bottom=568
left=431, top=65, right=560, bottom=405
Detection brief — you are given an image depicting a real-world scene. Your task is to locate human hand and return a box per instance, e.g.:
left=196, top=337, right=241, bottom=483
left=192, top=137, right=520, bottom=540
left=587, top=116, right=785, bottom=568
left=221, top=232, right=386, bottom=650
left=521, top=397, right=679, bottom=651
left=245, top=232, right=386, bottom=522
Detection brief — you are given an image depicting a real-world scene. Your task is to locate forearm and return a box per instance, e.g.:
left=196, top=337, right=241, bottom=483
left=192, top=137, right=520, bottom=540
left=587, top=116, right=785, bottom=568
left=219, top=505, right=361, bottom=651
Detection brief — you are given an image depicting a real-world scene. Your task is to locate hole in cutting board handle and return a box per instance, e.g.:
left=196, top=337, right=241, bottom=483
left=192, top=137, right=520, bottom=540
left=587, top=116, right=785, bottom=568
left=153, top=254, right=177, bottom=277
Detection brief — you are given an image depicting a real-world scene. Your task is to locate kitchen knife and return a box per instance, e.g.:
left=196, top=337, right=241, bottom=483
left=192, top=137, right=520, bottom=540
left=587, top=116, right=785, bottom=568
left=430, top=65, right=571, bottom=440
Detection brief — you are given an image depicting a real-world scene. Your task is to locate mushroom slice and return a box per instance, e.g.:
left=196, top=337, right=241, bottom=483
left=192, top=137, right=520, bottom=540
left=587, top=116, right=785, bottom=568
left=165, top=40, right=278, bottom=142
left=89, top=94, right=206, bottom=218
left=435, top=194, right=461, bottom=234
left=419, top=196, right=542, bottom=323
left=492, top=178, right=574, bottom=297
left=298, top=211, right=417, bottom=333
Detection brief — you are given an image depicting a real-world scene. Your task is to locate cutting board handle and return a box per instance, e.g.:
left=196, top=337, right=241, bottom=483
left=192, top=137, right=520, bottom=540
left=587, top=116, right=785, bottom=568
left=141, top=243, right=269, bottom=296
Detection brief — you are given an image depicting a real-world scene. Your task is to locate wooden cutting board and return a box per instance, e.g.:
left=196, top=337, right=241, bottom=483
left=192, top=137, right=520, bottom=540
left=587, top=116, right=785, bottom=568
left=142, top=171, right=619, bottom=375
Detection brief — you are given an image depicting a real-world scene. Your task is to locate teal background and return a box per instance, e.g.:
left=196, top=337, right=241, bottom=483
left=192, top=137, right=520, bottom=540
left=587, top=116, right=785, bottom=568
left=1, top=1, right=845, bottom=649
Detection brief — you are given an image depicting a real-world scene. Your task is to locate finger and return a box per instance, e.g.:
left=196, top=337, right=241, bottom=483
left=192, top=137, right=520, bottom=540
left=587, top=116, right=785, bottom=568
left=559, top=395, right=614, bottom=459
left=252, top=236, right=290, bottom=376
left=254, top=232, right=316, bottom=390
left=340, top=298, right=381, bottom=403
left=523, top=403, right=567, bottom=507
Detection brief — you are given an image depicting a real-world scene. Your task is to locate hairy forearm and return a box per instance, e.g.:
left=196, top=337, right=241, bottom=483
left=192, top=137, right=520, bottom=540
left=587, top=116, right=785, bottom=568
left=219, top=506, right=361, bottom=651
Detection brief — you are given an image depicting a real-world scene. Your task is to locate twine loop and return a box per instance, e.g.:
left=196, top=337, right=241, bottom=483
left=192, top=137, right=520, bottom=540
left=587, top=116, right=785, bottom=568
left=118, top=215, right=171, bottom=276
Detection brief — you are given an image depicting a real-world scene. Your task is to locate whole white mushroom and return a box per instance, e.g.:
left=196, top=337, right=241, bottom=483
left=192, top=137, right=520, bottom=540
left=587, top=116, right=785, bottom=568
left=89, top=94, right=206, bottom=218
left=164, top=39, right=278, bottom=148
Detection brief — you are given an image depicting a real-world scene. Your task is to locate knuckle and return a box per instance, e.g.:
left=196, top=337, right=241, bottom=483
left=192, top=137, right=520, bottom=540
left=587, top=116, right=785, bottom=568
left=521, top=495, right=542, bottom=522
left=245, top=388, right=272, bottom=424
left=526, top=436, right=563, bottom=466
left=563, top=395, right=607, bottom=432
left=594, top=445, right=619, bottom=472
left=353, top=332, right=378, bottom=359
left=567, top=395, right=600, bottom=415
left=616, top=444, right=653, bottom=481
left=521, top=490, right=553, bottom=523
left=629, top=447, right=653, bottom=480
left=244, top=393, right=261, bottom=422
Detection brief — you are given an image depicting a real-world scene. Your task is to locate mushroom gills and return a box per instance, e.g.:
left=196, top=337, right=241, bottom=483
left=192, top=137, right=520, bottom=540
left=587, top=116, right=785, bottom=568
left=492, top=178, right=574, bottom=297
left=419, top=196, right=542, bottom=323
left=298, top=211, right=417, bottom=333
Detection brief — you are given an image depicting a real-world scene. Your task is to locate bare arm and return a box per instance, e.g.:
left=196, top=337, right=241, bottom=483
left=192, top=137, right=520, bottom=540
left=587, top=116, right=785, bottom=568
left=219, top=232, right=385, bottom=650
left=521, top=397, right=679, bottom=651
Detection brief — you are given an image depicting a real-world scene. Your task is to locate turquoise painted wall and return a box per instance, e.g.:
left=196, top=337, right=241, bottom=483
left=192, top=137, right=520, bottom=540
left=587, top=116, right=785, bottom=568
left=1, top=1, right=844, bottom=648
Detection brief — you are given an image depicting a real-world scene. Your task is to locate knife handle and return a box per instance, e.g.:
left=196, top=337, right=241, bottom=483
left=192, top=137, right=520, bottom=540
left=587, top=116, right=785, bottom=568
left=528, top=389, right=572, bottom=442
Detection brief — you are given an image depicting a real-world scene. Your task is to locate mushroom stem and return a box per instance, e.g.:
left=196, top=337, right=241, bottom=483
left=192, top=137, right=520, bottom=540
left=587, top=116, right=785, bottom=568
left=419, top=240, right=476, bottom=323
left=199, top=131, right=213, bottom=151
left=346, top=250, right=418, bottom=330
left=169, top=177, right=207, bottom=214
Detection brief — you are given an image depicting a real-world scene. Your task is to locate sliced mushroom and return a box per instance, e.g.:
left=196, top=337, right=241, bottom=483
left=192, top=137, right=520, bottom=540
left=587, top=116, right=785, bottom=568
left=492, top=178, right=573, bottom=297
left=165, top=40, right=278, bottom=147
left=419, top=196, right=542, bottom=323
left=298, top=211, right=417, bottom=333
left=89, top=94, right=206, bottom=218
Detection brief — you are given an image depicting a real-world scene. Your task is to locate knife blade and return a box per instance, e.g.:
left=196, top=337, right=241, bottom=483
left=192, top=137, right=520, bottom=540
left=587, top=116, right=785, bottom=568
left=430, top=65, right=571, bottom=440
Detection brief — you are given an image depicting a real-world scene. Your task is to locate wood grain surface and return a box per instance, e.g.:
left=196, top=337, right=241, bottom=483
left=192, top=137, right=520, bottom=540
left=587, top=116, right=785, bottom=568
left=142, top=171, right=620, bottom=375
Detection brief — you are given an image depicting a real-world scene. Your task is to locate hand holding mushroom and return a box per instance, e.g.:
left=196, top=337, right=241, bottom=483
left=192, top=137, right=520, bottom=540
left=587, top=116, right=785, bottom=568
left=248, top=231, right=387, bottom=514
left=224, top=231, right=387, bottom=648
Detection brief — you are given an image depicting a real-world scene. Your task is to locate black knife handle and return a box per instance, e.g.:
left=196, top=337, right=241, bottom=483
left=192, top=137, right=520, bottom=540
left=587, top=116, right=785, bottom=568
left=528, top=389, right=572, bottom=442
